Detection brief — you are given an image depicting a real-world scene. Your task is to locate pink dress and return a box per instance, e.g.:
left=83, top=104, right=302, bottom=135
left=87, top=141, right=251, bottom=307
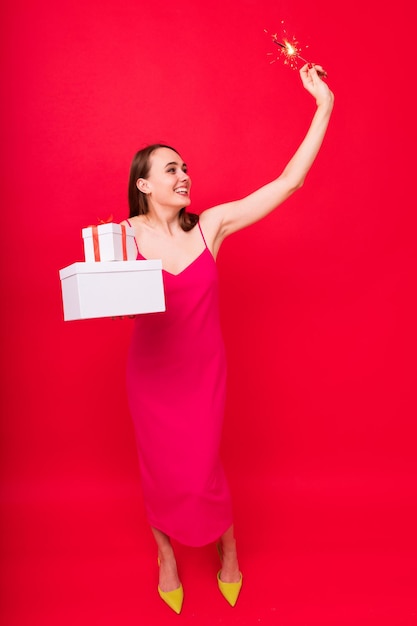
left=126, top=221, right=233, bottom=547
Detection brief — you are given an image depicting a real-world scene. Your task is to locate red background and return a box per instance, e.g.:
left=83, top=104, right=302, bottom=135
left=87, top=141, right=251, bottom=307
left=1, top=1, right=416, bottom=624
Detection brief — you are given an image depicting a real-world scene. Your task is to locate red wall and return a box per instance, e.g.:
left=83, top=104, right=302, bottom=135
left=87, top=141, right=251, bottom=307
left=1, top=0, right=416, bottom=623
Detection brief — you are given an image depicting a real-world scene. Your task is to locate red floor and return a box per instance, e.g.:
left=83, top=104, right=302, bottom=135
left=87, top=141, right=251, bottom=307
left=2, top=472, right=416, bottom=626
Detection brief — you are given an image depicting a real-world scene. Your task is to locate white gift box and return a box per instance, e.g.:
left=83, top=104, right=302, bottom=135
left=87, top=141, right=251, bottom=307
left=59, top=260, right=165, bottom=321
left=82, top=223, right=137, bottom=262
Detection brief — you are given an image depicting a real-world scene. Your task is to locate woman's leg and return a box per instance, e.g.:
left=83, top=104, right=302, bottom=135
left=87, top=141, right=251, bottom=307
left=218, top=525, right=241, bottom=582
left=151, top=527, right=181, bottom=592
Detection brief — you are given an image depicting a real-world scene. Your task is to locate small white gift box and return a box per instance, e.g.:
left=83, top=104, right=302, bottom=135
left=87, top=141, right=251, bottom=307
left=59, top=260, right=165, bottom=321
left=82, top=223, right=137, bottom=262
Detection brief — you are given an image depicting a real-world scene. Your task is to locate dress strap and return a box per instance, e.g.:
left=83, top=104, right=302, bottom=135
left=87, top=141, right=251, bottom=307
left=198, top=221, right=208, bottom=249
left=126, top=219, right=139, bottom=253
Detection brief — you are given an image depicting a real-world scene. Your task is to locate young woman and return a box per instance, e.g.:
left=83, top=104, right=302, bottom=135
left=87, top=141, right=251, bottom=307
left=122, top=63, right=334, bottom=614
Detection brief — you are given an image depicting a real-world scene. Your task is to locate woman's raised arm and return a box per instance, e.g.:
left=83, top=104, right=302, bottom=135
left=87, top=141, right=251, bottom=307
left=200, top=64, right=334, bottom=255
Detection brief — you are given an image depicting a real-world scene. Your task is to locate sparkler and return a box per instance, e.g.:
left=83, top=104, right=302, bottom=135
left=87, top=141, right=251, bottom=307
left=265, top=27, right=327, bottom=77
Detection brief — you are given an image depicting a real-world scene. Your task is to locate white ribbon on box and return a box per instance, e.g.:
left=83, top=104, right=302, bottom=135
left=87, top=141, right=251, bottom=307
left=82, top=222, right=137, bottom=262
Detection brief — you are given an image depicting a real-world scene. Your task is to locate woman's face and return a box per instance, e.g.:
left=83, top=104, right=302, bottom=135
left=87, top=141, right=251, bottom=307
left=139, top=147, right=191, bottom=209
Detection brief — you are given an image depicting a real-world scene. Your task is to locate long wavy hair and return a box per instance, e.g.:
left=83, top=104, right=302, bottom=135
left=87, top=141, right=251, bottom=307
left=128, top=144, right=199, bottom=232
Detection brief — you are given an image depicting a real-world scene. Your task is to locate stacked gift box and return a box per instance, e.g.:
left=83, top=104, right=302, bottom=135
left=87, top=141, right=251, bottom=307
left=59, top=223, right=166, bottom=321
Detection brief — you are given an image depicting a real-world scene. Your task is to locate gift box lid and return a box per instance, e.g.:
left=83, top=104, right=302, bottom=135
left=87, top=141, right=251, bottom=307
left=59, top=260, right=162, bottom=280
left=81, top=223, right=135, bottom=237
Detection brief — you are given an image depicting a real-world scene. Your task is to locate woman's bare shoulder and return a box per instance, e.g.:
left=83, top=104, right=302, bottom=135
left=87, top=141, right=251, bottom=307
left=199, top=203, right=228, bottom=226
left=120, top=215, right=142, bottom=227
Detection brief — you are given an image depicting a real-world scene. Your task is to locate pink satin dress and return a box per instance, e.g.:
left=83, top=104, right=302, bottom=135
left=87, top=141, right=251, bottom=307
left=126, top=221, right=233, bottom=546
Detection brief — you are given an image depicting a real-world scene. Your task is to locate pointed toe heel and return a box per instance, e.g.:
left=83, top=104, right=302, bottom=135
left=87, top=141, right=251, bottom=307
left=158, top=584, right=184, bottom=614
left=217, top=571, right=243, bottom=607
left=157, top=557, right=183, bottom=614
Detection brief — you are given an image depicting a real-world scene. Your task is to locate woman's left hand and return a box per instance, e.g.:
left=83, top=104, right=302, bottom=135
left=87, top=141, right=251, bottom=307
left=300, top=63, right=334, bottom=108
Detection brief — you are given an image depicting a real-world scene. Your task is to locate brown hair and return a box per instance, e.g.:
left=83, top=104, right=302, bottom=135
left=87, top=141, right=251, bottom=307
left=128, top=144, right=199, bottom=232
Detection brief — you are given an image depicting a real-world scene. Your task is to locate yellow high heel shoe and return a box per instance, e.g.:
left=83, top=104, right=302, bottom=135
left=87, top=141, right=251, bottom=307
left=157, top=558, right=184, bottom=614
left=216, top=543, right=243, bottom=607
left=217, top=570, right=243, bottom=607
left=158, top=584, right=184, bottom=614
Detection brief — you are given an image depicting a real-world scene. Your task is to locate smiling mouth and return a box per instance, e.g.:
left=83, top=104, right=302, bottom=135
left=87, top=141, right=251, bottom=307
left=174, top=187, right=189, bottom=195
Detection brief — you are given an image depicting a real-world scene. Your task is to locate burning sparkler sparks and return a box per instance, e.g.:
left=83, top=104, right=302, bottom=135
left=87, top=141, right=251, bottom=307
left=265, top=25, right=327, bottom=77
left=272, top=36, right=308, bottom=66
